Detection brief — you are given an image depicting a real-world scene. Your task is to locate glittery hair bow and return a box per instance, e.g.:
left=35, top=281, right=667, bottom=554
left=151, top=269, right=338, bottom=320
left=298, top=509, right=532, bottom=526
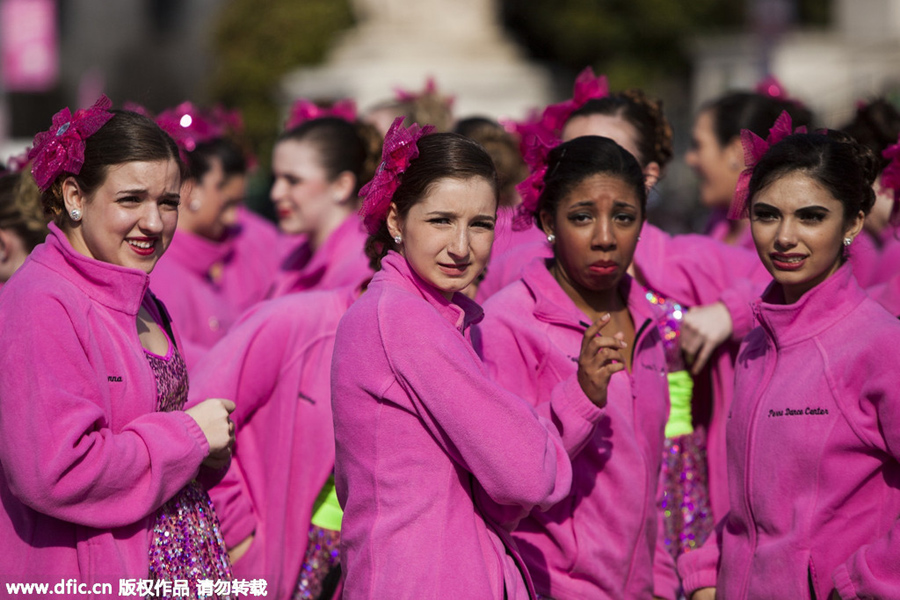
left=881, top=136, right=900, bottom=226
left=155, top=102, right=224, bottom=158
left=359, top=117, right=434, bottom=234
left=512, top=127, right=560, bottom=231
left=27, top=95, right=115, bottom=192
left=285, top=98, right=357, bottom=130
left=540, top=67, right=610, bottom=134
left=729, top=110, right=807, bottom=220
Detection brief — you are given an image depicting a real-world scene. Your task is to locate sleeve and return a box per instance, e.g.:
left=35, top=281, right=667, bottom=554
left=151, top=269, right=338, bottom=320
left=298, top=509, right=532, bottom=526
left=831, top=336, right=900, bottom=599
left=677, top=518, right=724, bottom=595
left=0, top=296, right=208, bottom=529
left=473, top=311, right=604, bottom=458
left=635, top=227, right=769, bottom=318
left=186, top=299, right=304, bottom=541
left=382, top=299, right=573, bottom=513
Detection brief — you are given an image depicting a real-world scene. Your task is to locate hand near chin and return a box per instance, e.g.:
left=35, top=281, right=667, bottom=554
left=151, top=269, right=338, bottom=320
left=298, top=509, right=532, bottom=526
left=680, top=302, right=733, bottom=375
left=577, top=314, right=627, bottom=408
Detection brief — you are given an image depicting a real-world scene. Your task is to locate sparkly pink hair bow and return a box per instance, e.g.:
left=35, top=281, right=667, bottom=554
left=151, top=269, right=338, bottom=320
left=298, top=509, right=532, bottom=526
left=27, top=95, right=115, bottom=192
left=285, top=98, right=357, bottom=130
left=881, top=136, right=900, bottom=226
left=541, top=67, right=610, bottom=134
left=359, top=117, right=434, bottom=234
left=155, top=102, right=224, bottom=158
left=512, top=127, right=560, bottom=231
left=729, top=110, right=807, bottom=219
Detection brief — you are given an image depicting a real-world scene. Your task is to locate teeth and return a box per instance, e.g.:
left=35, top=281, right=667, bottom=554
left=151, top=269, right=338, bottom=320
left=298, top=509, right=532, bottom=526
left=129, top=240, right=152, bottom=249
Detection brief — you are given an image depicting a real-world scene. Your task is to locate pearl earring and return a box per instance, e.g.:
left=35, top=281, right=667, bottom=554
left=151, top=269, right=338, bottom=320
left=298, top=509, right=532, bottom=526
left=393, top=235, right=402, bottom=244
left=70, top=208, right=82, bottom=222
left=843, top=237, right=852, bottom=247
left=547, top=234, right=556, bottom=243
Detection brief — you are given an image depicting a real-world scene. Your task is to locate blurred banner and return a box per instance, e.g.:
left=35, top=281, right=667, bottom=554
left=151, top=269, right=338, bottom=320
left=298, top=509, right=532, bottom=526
left=1, top=0, right=58, bottom=92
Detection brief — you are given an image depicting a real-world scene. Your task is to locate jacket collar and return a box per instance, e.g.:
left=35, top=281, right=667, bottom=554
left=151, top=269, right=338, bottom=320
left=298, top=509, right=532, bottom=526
left=162, top=227, right=236, bottom=277
left=521, top=257, right=660, bottom=329
left=31, top=223, right=150, bottom=315
left=753, top=262, right=866, bottom=348
left=376, top=251, right=483, bottom=332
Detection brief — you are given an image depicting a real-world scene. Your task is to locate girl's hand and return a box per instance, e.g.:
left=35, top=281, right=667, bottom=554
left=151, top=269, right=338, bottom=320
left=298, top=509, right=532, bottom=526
left=185, top=398, right=236, bottom=469
left=577, top=314, right=627, bottom=408
left=691, top=588, right=716, bottom=600
left=680, top=302, right=733, bottom=375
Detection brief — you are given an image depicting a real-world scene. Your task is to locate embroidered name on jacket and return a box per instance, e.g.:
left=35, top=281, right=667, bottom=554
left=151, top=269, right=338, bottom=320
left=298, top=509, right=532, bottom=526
left=767, top=407, right=829, bottom=418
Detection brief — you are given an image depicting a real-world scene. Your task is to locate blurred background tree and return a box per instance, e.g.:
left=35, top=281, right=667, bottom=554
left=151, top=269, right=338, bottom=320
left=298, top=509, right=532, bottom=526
left=209, top=0, right=354, bottom=170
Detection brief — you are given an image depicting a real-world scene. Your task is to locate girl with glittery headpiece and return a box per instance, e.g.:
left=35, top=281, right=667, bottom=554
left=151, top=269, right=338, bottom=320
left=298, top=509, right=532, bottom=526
left=267, top=115, right=383, bottom=299
left=332, top=119, right=606, bottom=599
left=475, top=135, right=679, bottom=599
left=150, top=101, right=281, bottom=371
left=0, top=98, right=236, bottom=599
left=679, top=127, right=900, bottom=600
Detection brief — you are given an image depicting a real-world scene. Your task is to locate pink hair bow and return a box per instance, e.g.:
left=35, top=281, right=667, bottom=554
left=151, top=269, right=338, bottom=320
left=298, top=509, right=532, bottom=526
left=28, top=95, right=115, bottom=192
left=512, top=127, right=560, bottom=231
left=729, top=111, right=807, bottom=219
left=881, top=136, right=900, bottom=226
left=359, top=117, right=434, bottom=234
left=541, top=67, right=609, bottom=134
left=155, top=102, right=224, bottom=158
left=285, top=98, right=357, bottom=130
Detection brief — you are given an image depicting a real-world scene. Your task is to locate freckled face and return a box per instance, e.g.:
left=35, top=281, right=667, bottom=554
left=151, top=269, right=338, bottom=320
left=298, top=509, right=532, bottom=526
left=64, top=159, right=181, bottom=273
left=750, top=171, right=864, bottom=303
left=389, top=177, right=497, bottom=299
left=541, top=174, right=643, bottom=295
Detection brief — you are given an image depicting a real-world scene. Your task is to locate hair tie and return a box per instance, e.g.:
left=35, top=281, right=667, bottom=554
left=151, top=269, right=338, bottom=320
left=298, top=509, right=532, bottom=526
left=285, top=98, right=357, bottom=130
left=729, top=110, right=807, bottom=220
left=540, top=66, right=609, bottom=134
left=359, top=117, right=434, bottom=234
left=28, top=95, right=115, bottom=192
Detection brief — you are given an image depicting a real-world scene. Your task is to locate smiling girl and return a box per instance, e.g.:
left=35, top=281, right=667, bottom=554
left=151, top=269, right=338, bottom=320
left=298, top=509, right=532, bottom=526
left=331, top=120, right=609, bottom=599
left=679, top=127, right=900, bottom=599
left=0, top=101, right=235, bottom=598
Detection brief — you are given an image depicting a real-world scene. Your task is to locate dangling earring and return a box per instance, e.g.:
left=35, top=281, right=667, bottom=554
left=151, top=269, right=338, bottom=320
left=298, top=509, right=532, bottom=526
left=547, top=234, right=556, bottom=244
left=70, top=208, right=82, bottom=222
left=843, top=237, right=852, bottom=247
left=189, top=199, right=201, bottom=212
left=393, top=235, right=402, bottom=244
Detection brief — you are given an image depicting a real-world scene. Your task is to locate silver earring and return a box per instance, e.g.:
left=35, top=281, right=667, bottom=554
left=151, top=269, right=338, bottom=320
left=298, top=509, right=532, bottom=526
left=393, top=235, right=402, bottom=244
left=547, top=234, right=555, bottom=244
left=189, top=199, right=201, bottom=212
left=843, top=237, right=852, bottom=247
left=69, top=208, right=82, bottom=222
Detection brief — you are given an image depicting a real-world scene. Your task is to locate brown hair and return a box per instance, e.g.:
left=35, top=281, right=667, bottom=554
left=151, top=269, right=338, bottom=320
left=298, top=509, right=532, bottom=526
left=0, top=170, right=48, bottom=252
left=40, top=110, right=184, bottom=226
left=364, top=133, right=499, bottom=271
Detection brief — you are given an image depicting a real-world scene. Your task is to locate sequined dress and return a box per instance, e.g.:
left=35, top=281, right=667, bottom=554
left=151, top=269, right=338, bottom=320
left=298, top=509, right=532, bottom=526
left=145, top=342, right=233, bottom=598
left=645, top=291, right=715, bottom=568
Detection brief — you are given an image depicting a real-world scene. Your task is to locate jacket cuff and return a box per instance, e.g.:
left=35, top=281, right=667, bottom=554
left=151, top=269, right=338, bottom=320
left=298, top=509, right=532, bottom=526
left=719, top=287, right=753, bottom=340
left=831, top=564, right=857, bottom=600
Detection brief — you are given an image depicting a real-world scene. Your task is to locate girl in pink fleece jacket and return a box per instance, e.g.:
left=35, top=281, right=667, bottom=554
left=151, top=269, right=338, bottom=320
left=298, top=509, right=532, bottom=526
left=268, top=117, right=379, bottom=298
left=332, top=122, right=613, bottom=599
left=476, top=135, right=678, bottom=600
left=0, top=104, right=235, bottom=597
left=679, top=129, right=900, bottom=600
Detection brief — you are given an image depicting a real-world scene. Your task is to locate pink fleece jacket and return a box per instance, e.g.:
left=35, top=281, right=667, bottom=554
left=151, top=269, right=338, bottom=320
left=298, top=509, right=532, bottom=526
left=678, top=263, right=900, bottom=600
left=187, top=286, right=357, bottom=600
left=151, top=210, right=281, bottom=370
left=473, top=258, right=678, bottom=600
left=268, top=215, right=372, bottom=299
left=0, top=224, right=210, bottom=597
left=331, top=251, right=597, bottom=599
